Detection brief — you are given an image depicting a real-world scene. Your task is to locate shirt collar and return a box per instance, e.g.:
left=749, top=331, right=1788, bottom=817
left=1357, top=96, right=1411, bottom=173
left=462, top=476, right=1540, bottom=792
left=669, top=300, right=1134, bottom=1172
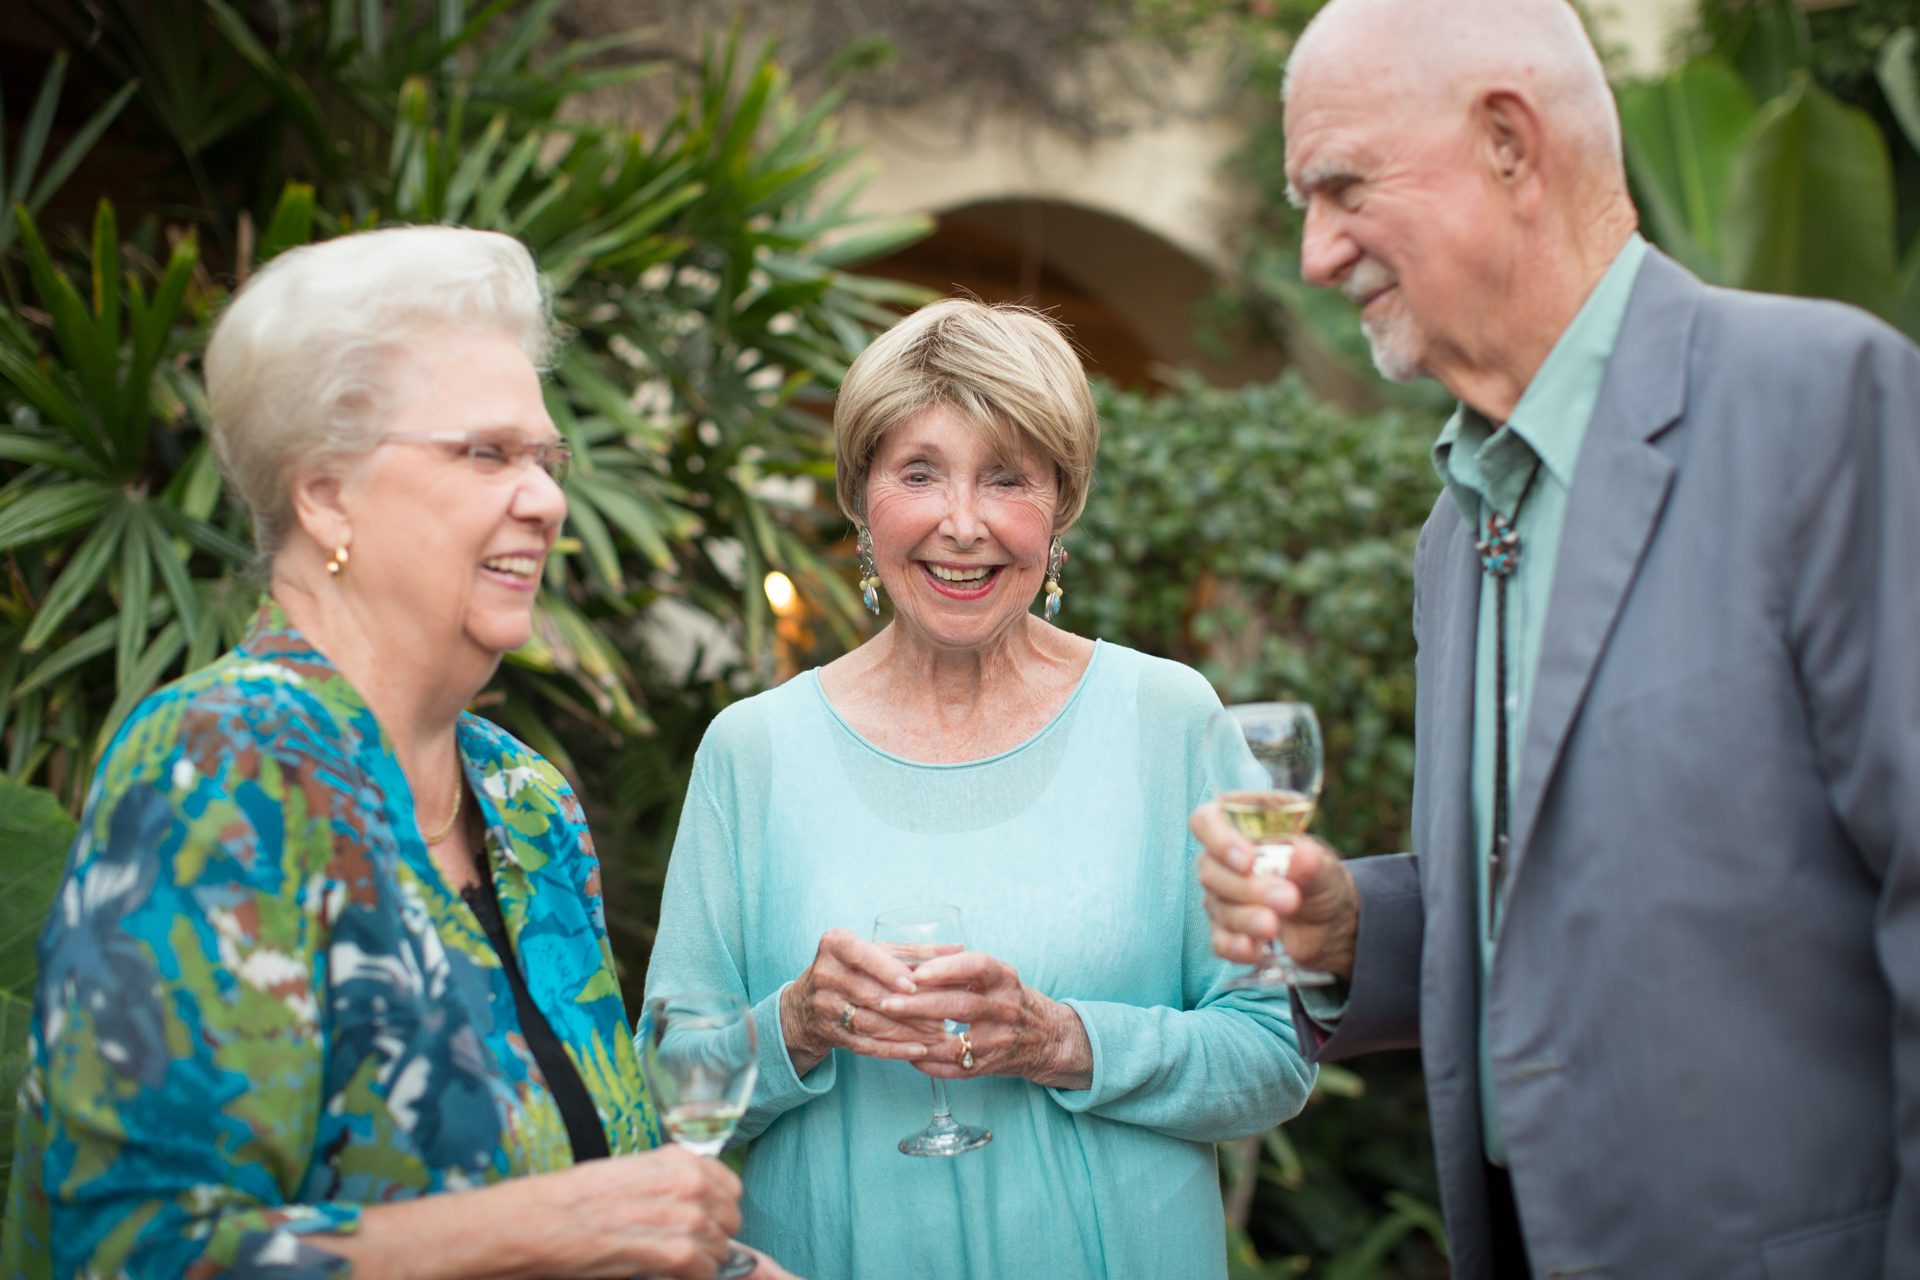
left=1433, top=233, right=1648, bottom=515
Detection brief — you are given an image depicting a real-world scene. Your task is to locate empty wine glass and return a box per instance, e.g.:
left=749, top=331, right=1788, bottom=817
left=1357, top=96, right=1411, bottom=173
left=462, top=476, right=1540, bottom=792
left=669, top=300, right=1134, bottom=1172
left=1206, top=702, right=1335, bottom=988
left=872, top=904, right=993, bottom=1157
left=639, top=990, right=759, bottom=1279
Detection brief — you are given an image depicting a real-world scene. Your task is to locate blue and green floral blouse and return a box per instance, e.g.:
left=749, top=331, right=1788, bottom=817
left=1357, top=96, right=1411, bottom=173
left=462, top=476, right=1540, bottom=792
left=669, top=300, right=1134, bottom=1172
left=3, top=601, right=661, bottom=1279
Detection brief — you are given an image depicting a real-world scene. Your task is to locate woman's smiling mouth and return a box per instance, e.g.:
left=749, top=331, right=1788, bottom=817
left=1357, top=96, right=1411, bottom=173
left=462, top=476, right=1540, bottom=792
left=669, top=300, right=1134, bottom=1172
left=921, top=561, right=1000, bottom=597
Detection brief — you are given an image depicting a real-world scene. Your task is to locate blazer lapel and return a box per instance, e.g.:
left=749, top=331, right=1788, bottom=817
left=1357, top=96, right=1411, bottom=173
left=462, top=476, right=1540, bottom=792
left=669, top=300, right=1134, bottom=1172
left=1501, top=251, right=1698, bottom=899
left=1427, top=509, right=1483, bottom=914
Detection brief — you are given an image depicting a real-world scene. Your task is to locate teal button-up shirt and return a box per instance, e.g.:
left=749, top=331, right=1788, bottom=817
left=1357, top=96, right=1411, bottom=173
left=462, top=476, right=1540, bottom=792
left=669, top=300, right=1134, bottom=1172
left=1298, top=235, right=1650, bottom=1164
left=1433, top=233, right=1647, bottom=1164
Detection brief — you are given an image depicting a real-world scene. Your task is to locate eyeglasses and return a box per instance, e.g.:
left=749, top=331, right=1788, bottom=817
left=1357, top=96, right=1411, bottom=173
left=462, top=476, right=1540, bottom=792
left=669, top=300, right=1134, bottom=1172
left=381, top=432, right=573, bottom=487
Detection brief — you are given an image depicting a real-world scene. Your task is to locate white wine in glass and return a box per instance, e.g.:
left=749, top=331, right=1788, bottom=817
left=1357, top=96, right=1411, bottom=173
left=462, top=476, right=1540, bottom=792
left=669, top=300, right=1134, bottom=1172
left=1207, top=702, right=1336, bottom=988
left=872, top=904, right=993, bottom=1158
left=639, top=991, right=759, bottom=1278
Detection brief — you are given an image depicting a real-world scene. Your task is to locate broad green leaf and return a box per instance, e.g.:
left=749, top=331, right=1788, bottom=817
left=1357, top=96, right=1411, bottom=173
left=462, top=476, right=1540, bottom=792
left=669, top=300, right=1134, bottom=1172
left=1879, top=28, right=1920, bottom=160
left=5, top=54, right=65, bottom=208
left=22, top=500, right=131, bottom=653
left=6, top=78, right=140, bottom=253
left=809, top=215, right=935, bottom=269
left=90, top=202, right=127, bottom=441
left=1617, top=60, right=1754, bottom=281
left=116, top=506, right=154, bottom=684
left=471, top=131, right=543, bottom=228
left=0, top=482, right=114, bottom=550
left=0, top=435, right=107, bottom=478
left=13, top=207, right=118, bottom=441
left=443, top=113, right=508, bottom=223
left=122, top=232, right=200, bottom=460
left=6, top=689, right=43, bottom=778
left=205, top=0, right=329, bottom=154
left=571, top=472, right=675, bottom=570
left=148, top=503, right=255, bottom=567
left=1727, top=0, right=1810, bottom=105
left=1722, top=75, right=1899, bottom=320
left=259, top=182, right=318, bottom=261
left=11, top=605, right=158, bottom=699
left=560, top=484, right=625, bottom=592
left=1897, top=231, right=1920, bottom=345
left=0, top=774, right=76, bottom=1199
left=93, top=619, right=186, bottom=757
left=0, top=344, right=101, bottom=461
left=135, top=505, right=202, bottom=646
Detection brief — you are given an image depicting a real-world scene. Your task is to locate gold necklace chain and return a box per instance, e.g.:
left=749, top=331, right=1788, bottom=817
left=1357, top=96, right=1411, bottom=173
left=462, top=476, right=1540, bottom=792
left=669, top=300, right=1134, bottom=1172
left=423, top=766, right=464, bottom=846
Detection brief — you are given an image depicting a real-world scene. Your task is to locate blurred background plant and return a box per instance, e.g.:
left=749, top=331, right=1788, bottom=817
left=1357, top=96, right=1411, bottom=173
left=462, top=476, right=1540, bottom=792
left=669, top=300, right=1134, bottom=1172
left=1074, top=373, right=1446, bottom=1276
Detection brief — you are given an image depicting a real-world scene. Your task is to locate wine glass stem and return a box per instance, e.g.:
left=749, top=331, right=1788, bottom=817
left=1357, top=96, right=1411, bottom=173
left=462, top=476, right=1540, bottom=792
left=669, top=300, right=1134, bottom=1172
left=930, top=1077, right=953, bottom=1121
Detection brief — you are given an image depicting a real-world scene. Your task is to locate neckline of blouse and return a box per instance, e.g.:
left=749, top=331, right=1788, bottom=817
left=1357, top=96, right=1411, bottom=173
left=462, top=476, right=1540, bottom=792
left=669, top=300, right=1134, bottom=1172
left=805, top=639, right=1106, bottom=771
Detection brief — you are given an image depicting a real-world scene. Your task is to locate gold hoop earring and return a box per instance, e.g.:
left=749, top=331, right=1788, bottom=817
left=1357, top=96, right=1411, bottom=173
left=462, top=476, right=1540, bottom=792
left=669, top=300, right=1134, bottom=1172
left=326, top=546, right=350, bottom=577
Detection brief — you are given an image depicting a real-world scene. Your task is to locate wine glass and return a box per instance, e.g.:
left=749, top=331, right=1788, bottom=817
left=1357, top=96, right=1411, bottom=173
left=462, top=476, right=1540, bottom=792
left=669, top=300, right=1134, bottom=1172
left=1206, top=702, right=1335, bottom=988
left=872, top=904, right=993, bottom=1157
left=638, top=990, right=759, bottom=1279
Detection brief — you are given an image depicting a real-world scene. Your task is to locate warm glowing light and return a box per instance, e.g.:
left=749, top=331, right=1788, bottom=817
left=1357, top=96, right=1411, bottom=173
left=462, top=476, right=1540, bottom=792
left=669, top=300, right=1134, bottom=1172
left=764, top=571, right=798, bottom=615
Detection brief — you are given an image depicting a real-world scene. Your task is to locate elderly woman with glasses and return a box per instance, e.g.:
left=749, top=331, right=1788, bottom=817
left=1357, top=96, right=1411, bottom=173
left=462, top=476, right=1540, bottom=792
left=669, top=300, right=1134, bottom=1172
left=2, top=227, right=794, bottom=1280
left=646, top=299, right=1316, bottom=1277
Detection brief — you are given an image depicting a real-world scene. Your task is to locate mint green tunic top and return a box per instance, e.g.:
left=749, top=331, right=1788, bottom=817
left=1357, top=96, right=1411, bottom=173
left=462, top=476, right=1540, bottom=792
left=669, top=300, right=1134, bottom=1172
left=645, top=642, right=1315, bottom=1279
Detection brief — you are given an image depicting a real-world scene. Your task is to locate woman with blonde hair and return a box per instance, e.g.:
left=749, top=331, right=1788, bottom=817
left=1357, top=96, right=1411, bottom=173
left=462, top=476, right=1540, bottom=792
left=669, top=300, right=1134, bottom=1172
left=647, top=298, right=1316, bottom=1277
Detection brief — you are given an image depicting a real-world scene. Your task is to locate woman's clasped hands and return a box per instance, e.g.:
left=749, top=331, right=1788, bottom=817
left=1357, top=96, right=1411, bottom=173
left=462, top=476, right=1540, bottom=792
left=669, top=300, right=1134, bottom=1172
left=779, top=930, right=1092, bottom=1090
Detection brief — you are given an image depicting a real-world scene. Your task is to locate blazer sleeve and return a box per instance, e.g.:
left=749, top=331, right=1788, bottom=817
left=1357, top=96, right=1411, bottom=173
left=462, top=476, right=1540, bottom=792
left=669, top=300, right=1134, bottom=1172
left=1288, top=853, right=1425, bottom=1060
left=1782, top=324, right=1920, bottom=1271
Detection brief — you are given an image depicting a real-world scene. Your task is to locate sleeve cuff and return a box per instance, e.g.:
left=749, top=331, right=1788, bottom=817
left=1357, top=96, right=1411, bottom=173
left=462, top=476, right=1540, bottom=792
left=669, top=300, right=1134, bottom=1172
left=1296, top=985, right=1352, bottom=1029
left=1043, top=997, right=1108, bottom=1113
left=746, top=983, right=837, bottom=1124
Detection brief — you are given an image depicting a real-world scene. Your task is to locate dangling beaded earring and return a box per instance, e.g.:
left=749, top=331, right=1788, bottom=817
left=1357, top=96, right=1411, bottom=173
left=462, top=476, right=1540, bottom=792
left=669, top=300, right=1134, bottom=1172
left=856, top=525, right=882, bottom=616
left=1043, top=537, right=1067, bottom=621
left=325, top=545, right=350, bottom=577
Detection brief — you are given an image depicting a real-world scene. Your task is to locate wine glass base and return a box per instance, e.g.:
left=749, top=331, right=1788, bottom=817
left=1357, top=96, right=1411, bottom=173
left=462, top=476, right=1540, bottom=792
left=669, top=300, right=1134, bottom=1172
left=718, top=1242, right=758, bottom=1279
left=1226, top=963, right=1337, bottom=989
left=898, top=1120, right=993, bottom=1157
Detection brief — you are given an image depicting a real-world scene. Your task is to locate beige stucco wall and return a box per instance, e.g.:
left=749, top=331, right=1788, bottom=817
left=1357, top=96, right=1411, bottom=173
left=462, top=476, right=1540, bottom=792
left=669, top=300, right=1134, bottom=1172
left=840, top=0, right=1695, bottom=275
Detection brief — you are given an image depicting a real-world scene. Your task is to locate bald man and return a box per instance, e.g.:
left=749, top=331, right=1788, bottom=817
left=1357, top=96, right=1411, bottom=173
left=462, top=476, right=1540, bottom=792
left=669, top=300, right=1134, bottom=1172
left=1192, top=0, right=1920, bottom=1275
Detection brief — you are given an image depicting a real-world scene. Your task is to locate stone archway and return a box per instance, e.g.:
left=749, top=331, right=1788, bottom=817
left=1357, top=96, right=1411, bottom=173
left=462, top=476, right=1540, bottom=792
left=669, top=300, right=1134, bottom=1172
left=857, top=196, right=1284, bottom=390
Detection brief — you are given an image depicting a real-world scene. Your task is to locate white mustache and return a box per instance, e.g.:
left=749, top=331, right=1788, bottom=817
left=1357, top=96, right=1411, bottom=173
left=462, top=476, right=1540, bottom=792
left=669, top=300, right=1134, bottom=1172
left=1343, top=260, right=1397, bottom=307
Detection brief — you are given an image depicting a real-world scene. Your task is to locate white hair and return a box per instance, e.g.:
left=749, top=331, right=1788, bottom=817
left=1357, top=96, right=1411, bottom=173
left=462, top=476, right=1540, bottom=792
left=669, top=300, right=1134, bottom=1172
left=1285, top=0, right=1624, bottom=182
left=204, top=225, right=554, bottom=558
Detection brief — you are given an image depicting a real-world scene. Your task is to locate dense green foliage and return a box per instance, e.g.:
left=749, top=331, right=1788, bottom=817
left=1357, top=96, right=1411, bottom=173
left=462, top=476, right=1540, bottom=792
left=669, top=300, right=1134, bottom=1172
left=0, top=0, right=925, bottom=1207
left=1144, top=0, right=1920, bottom=397
left=1075, top=375, right=1432, bottom=857
left=0, top=2, right=928, bottom=953
left=0, top=776, right=77, bottom=1216
left=1073, top=374, right=1446, bottom=1277
left=1620, top=2, right=1920, bottom=340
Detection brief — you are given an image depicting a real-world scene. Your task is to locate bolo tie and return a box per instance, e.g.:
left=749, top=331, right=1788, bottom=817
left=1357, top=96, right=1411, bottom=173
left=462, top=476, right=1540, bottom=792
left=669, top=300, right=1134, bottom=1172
left=1476, top=458, right=1542, bottom=940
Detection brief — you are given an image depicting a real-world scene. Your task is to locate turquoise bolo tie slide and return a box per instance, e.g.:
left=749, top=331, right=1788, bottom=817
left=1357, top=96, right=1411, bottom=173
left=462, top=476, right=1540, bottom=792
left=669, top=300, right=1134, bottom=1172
left=1476, top=511, right=1522, bottom=578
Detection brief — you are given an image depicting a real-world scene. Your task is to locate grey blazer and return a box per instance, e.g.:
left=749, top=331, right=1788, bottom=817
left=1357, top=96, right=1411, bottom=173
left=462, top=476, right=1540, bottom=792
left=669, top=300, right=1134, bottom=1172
left=1300, top=251, right=1920, bottom=1279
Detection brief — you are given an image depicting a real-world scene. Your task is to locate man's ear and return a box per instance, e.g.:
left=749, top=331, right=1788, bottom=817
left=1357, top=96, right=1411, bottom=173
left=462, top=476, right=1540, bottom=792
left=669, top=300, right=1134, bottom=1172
left=1477, top=88, right=1545, bottom=212
left=288, top=461, right=353, bottom=555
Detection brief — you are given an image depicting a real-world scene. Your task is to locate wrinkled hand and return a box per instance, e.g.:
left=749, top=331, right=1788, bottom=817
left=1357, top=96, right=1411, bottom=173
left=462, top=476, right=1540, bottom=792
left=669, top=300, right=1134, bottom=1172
left=1191, top=800, right=1360, bottom=979
left=877, top=950, right=1092, bottom=1090
left=542, top=1146, right=742, bottom=1279
left=780, top=929, right=944, bottom=1077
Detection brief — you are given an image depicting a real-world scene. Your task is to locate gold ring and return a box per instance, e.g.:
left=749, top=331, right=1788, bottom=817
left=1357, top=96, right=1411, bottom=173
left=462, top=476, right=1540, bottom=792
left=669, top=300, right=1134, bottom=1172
left=958, top=1033, right=975, bottom=1070
left=839, top=1003, right=857, bottom=1033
